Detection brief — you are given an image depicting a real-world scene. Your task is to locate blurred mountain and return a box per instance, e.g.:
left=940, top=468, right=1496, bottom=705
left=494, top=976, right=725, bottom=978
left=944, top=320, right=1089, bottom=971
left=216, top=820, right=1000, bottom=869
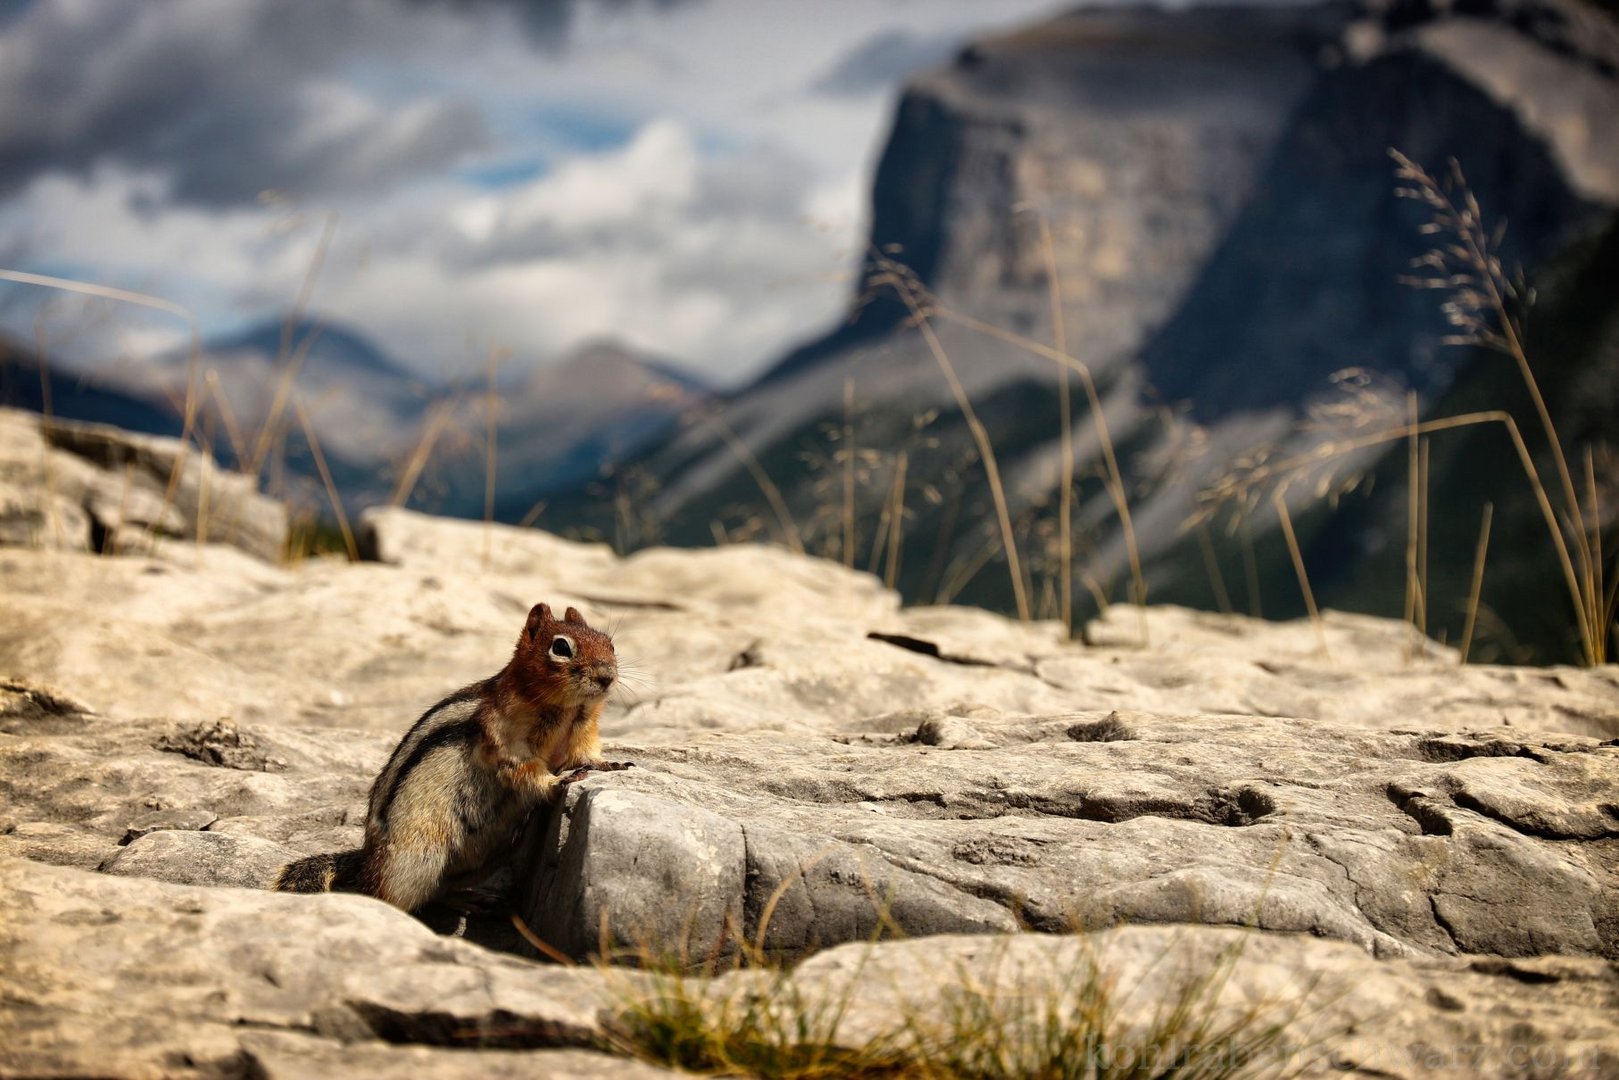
left=545, top=0, right=1619, bottom=661
left=0, top=335, right=183, bottom=438
left=484, top=339, right=712, bottom=514
left=7, top=318, right=710, bottom=524
left=115, top=318, right=444, bottom=472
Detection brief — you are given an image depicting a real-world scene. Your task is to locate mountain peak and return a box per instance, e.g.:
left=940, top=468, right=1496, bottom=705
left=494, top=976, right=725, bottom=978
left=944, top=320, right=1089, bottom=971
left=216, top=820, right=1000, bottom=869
left=542, top=337, right=712, bottom=396
left=211, top=316, right=427, bottom=385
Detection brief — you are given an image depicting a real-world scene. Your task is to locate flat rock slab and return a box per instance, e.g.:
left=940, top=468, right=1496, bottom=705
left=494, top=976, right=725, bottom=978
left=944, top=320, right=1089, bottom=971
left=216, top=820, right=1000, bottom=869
left=6, top=859, right=1616, bottom=1080
left=0, top=700, right=385, bottom=878
left=3, top=508, right=1616, bottom=739
left=8, top=686, right=1614, bottom=966
left=0, top=858, right=668, bottom=1078
left=521, top=711, right=1619, bottom=962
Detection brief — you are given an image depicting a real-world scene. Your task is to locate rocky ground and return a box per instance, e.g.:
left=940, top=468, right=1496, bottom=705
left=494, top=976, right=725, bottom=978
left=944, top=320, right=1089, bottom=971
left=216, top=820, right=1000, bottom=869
left=2, top=409, right=1618, bottom=1077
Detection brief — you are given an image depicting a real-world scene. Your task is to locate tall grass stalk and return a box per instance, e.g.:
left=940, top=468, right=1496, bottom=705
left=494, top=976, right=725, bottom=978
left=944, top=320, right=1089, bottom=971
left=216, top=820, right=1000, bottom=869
left=1271, top=493, right=1328, bottom=659
left=872, top=257, right=1029, bottom=622
left=1460, top=502, right=1493, bottom=663
left=703, top=407, right=806, bottom=556
left=196, top=404, right=216, bottom=549
left=1240, top=524, right=1262, bottom=618
left=30, top=315, right=61, bottom=549
left=389, top=398, right=458, bottom=508
left=245, top=213, right=337, bottom=486
left=883, top=451, right=908, bottom=590
left=1392, top=150, right=1609, bottom=663
left=1195, top=521, right=1234, bottom=615
left=518, top=496, right=550, bottom=530
left=291, top=396, right=358, bottom=561
left=203, top=370, right=249, bottom=466
left=1039, top=216, right=1076, bottom=635
left=483, top=343, right=506, bottom=572
left=937, top=525, right=1017, bottom=608
left=1400, top=395, right=1422, bottom=660
left=843, top=379, right=857, bottom=568
left=1203, top=408, right=1585, bottom=659
left=924, top=298, right=1147, bottom=641
left=1418, top=437, right=1431, bottom=653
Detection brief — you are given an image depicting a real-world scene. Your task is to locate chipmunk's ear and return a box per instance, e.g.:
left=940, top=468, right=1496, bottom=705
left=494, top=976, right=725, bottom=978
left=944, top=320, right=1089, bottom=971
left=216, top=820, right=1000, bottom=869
left=526, top=603, right=553, bottom=639
left=564, top=605, right=585, bottom=625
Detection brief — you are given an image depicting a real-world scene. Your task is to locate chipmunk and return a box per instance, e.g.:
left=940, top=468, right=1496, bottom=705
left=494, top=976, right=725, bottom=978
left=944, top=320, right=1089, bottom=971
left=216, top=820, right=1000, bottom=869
left=274, top=603, right=630, bottom=912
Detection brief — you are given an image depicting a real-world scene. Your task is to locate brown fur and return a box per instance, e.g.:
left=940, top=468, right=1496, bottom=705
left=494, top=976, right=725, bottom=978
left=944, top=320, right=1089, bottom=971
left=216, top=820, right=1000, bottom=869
left=272, top=602, right=628, bottom=912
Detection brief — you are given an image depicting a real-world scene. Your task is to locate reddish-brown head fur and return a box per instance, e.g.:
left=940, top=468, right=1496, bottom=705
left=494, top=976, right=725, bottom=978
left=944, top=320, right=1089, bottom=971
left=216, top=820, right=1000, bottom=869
left=501, top=602, right=618, bottom=711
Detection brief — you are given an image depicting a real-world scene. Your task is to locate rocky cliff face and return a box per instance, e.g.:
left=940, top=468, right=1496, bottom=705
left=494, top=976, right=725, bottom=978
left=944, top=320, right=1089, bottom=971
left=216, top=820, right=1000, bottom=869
left=569, top=0, right=1619, bottom=661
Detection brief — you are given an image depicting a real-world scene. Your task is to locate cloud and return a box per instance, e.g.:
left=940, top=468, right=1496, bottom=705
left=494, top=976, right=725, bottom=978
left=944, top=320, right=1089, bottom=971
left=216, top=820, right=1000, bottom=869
left=0, top=0, right=490, bottom=205
left=0, top=0, right=1074, bottom=386
left=319, top=120, right=852, bottom=383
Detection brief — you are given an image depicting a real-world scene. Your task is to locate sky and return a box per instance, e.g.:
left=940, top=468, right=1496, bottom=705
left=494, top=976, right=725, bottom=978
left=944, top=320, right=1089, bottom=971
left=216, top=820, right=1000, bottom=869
left=0, top=0, right=1072, bottom=386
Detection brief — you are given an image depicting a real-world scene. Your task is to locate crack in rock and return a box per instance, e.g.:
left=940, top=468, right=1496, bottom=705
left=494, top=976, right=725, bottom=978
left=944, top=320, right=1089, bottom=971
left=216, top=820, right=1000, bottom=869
left=347, top=1001, right=600, bottom=1050
left=1451, top=789, right=1619, bottom=842
left=865, top=632, right=1033, bottom=673
left=1386, top=784, right=1456, bottom=836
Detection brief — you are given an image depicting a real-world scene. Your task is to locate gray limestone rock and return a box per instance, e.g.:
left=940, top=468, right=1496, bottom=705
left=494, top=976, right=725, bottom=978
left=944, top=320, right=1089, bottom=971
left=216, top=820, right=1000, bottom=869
left=0, top=858, right=647, bottom=1078
left=0, top=407, right=287, bottom=560
left=6, top=858, right=1617, bottom=1079
left=100, top=829, right=295, bottom=890
left=515, top=713, right=1617, bottom=964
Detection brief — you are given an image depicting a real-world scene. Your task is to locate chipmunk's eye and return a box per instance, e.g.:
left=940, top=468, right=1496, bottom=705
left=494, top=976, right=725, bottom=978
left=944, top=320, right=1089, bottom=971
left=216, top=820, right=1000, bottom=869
left=549, top=635, right=575, bottom=661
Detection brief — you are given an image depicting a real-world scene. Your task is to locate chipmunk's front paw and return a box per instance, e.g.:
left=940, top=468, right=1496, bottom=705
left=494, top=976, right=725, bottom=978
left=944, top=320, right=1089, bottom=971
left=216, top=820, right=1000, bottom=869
left=560, top=760, right=634, bottom=786
left=559, top=765, right=597, bottom=786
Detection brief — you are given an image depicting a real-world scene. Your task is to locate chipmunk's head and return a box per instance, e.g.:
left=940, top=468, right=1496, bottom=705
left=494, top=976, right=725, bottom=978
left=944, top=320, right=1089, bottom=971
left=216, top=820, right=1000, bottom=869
left=513, top=603, right=618, bottom=705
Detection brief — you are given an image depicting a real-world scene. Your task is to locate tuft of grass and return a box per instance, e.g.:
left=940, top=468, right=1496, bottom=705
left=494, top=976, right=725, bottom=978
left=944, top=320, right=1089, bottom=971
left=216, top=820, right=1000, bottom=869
left=600, top=932, right=1316, bottom=1080
left=918, top=940, right=1304, bottom=1080
left=605, top=958, right=910, bottom=1079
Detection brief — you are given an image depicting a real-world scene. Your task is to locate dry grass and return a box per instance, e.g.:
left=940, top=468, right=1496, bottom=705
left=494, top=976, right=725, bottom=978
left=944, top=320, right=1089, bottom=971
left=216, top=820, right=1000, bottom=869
left=521, top=839, right=1329, bottom=1080
left=1193, top=153, right=1612, bottom=664
left=701, top=405, right=807, bottom=556
left=290, top=396, right=358, bottom=561
left=1391, top=151, right=1613, bottom=663
left=912, top=280, right=1149, bottom=643
left=1040, top=215, right=1077, bottom=635
left=590, top=922, right=1315, bottom=1080
left=1460, top=502, right=1494, bottom=663
left=870, top=255, right=1031, bottom=623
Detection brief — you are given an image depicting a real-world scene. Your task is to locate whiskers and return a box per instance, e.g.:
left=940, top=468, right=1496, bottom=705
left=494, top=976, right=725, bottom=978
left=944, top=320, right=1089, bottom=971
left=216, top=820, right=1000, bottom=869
left=611, top=656, right=657, bottom=710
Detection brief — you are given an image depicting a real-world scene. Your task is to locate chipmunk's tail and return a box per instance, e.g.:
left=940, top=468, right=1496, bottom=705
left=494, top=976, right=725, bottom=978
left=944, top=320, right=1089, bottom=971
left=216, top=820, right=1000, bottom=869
left=273, top=849, right=366, bottom=893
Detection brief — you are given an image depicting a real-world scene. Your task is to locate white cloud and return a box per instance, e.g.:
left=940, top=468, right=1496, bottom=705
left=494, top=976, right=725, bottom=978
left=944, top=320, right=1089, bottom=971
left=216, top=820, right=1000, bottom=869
left=0, top=0, right=1075, bottom=385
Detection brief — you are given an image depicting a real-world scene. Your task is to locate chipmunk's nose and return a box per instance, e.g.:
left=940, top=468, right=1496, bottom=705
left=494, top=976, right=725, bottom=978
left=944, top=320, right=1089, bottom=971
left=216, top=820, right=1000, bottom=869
left=593, top=666, right=616, bottom=693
